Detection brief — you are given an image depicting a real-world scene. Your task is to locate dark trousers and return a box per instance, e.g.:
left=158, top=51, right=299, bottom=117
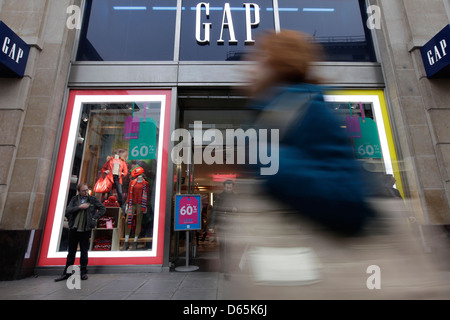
left=110, top=174, right=123, bottom=206
left=217, top=225, right=231, bottom=274
left=219, top=237, right=231, bottom=273
left=64, top=229, right=90, bottom=275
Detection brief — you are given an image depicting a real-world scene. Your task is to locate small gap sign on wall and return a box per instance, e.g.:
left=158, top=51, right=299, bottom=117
left=0, top=21, right=30, bottom=78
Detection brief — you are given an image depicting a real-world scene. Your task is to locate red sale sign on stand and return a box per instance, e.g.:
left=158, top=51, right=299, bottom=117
left=174, top=194, right=201, bottom=272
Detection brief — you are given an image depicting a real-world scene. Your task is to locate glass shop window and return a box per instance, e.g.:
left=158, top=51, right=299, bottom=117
left=328, top=101, right=383, bottom=160
left=323, top=96, right=404, bottom=198
left=76, top=0, right=177, bottom=61
left=179, top=0, right=275, bottom=61
left=323, top=94, right=398, bottom=196
left=277, top=0, right=376, bottom=62
left=58, top=100, right=161, bottom=252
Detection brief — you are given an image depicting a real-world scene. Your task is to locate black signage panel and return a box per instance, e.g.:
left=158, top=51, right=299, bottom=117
left=0, top=21, right=30, bottom=78
left=421, top=24, right=450, bottom=78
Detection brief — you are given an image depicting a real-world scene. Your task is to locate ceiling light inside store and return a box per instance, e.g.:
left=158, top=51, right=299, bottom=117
left=275, top=8, right=299, bottom=12
left=152, top=7, right=178, bottom=11
left=190, top=7, right=259, bottom=11
left=303, top=8, right=335, bottom=12
left=113, top=6, right=147, bottom=11
left=213, top=174, right=237, bottom=182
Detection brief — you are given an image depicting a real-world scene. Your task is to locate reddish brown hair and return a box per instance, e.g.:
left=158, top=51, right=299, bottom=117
left=248, top=30, right=323, bottom=95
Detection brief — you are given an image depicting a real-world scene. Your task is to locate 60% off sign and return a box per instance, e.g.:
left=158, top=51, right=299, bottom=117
left=174, top=195, right=201, bottom=231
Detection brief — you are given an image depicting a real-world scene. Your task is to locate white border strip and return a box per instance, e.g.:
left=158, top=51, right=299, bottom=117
left=324, top=94, right=393, bottom=174
left=47, top=94, right=166, bottom=258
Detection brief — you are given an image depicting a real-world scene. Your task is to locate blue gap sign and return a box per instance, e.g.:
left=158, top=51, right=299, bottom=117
left=0, top=21, right=30, bottom=78
left=421, top=24, right=450, bottom=79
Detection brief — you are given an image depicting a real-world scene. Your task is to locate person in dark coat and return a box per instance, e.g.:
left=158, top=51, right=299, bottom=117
left=208, top=180, right=238, bottom=278
left=55, top=183, right=106, bottom=281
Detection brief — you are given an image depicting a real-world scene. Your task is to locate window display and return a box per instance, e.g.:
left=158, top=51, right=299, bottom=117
left=324, top=91, right=403, bottom=196
left=39, top=90, right=171, bottom=267
left=66, top=100, right=160, bottom=253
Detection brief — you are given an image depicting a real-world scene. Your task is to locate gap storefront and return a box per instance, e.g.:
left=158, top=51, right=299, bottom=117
left=37, top=0, right=400, bottom=272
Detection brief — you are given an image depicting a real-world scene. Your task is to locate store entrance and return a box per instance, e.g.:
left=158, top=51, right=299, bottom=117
left=172, top=88, right=257, bottom=271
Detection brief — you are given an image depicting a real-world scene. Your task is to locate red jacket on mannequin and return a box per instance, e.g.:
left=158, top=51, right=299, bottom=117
left=101, top=154, right=128, bottom=185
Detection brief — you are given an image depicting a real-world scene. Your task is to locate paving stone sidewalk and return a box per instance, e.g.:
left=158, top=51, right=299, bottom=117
left=0, top=271, right=228, bottom=300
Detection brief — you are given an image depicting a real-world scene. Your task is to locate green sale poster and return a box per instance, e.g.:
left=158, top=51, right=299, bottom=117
left=353, top=117, right=382, bottom=159
left=128, top=118, right=157, bottom=160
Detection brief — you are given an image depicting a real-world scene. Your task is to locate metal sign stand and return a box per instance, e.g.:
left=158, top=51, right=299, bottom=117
left=174, top=153, right=199, bottom=272
left=175, top=230, right=199, bottom=272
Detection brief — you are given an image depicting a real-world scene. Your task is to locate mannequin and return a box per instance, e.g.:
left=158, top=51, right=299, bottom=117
left=101, top=153, right=128, bottom=206
left=122, top=167, right=149, bottom=251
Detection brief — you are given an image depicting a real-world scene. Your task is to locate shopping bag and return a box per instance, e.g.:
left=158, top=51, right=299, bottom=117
left=93, top=174, right=112, bottom=193
left=246, top=246, right=322, bottom=286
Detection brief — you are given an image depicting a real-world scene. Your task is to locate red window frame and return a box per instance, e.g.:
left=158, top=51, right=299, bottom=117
left=38, top=89, right=172, bottom=266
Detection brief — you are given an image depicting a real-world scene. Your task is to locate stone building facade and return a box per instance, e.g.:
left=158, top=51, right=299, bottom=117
left=373, top=0, right=450, bottom=226
left=0, top=0, right=81, bottom=279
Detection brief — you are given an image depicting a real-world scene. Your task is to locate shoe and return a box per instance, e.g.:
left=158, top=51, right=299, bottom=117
left=132, top=242, right=137, bottom=250
left=121, top=242, right=129, bottom=251
left=81, top=274, right=88, bottom=280
left=54, top=274, right=70, bottom=282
